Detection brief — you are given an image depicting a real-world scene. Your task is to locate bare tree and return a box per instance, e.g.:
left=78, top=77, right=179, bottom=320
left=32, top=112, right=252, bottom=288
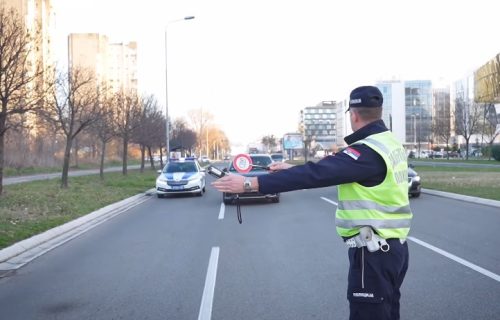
left=261, top=134, right=277, bottom=153
left=89, top=91, right=116, bottom=179
left=0, top=7, right=51, bottom=194
left=44, top=68, right=100, bottom=188
left=431, top=115, right=452, bottom=159
left=454, top=99, right=483, bottom=160
left=188, top=108, right=213, bottom=156
left=131, top=95, right=165, bottom=172
left=170, top=118, right=197, bottom=157
left=114, top=90, right=142, bottom=175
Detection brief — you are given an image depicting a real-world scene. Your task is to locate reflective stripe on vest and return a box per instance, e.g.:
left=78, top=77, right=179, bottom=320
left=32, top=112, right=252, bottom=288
left=338, top=199, right=412, bottom=214
left=335, top=131, right=412, bottom=239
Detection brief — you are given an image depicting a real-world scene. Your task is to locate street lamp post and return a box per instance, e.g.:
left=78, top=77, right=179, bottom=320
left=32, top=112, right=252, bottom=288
left=165, top=16, right=195, bottom=162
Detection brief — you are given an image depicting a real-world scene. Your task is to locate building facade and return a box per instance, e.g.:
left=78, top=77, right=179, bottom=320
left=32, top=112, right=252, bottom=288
left=3, top=0, right=55, bottom=78
left=301, top=101, right=339, bottom=152
left=68, top=33, right=138, bottom=94
left=376, top=81, right=405, bottom=144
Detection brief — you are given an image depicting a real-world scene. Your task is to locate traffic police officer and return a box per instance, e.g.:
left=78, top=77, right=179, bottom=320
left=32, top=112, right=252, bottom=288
left=212, top=85, right=412, bottom=320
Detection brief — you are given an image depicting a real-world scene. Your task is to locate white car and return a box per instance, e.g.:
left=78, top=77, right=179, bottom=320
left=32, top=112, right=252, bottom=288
left=156, top=158, right=206, bottom=198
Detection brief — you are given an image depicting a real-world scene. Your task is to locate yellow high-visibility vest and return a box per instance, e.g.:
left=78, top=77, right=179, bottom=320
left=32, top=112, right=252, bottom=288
left=336, top=131, right=412, bottom=239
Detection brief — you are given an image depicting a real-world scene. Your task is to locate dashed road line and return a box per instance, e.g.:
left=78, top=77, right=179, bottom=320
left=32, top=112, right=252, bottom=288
left=218, top=203, right=225, bottom=220
left=198, top=247, right=220, bottom=320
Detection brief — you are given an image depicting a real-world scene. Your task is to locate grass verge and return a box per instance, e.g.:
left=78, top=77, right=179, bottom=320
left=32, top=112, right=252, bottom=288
left=0, top=170, right=157, bottom=250
left=414, top=166, right=500, bottom=201
left=287, top=159, right=500, bottom=201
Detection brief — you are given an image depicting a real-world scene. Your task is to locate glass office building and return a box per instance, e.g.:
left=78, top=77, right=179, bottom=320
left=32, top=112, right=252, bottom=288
left=405, top=80, right=433, bottom=146
left=376, top=81, right=405, bottom=144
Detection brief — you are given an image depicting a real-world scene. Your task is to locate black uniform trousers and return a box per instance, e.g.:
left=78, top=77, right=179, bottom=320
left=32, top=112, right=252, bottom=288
left=347, top=239, right=409, bottom=320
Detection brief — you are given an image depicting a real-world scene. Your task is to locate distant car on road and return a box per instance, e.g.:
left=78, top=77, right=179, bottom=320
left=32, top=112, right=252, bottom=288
left=199, top=155, right=210, bottom=164
left=156, top=157, right=206, bottom=198
left=222, top=153, right=280, bottom=204
left=270, top=153, right=285, bottom=163
left=408, top=167, right=421, bottom=197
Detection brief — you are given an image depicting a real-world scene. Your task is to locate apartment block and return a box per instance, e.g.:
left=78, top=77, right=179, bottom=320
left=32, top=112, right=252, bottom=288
left=68, top=33, right=138, bottom=94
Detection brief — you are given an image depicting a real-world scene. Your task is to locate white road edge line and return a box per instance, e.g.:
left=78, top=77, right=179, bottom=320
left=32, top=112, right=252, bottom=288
left=321, top=197, right=338, bottom=206
left=198, top=246, right=220, bottom=320
left=407, top=236, right=500, bottom=282
left=320, top=196, right=500, bottom=282
left=218, top=203, right=225, bottom=220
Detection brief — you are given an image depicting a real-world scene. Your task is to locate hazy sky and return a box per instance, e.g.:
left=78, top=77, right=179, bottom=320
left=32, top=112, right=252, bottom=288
left=52, top=0, right=500, bottom=151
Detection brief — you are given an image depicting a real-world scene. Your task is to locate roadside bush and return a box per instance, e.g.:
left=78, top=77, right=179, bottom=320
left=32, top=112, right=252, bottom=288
left=492, top=145, right=500, bottom=161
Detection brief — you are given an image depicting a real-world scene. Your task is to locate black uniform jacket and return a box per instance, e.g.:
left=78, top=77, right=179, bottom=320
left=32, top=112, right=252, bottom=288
left=258, top=120, right=389, bottom=195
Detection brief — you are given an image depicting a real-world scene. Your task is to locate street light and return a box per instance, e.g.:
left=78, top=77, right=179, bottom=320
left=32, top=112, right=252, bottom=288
left=165, top=16, right=195, bottom=162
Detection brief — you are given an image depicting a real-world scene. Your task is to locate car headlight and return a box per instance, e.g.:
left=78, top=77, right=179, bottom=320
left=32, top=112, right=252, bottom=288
left=413, top=176, right=421, bottom=182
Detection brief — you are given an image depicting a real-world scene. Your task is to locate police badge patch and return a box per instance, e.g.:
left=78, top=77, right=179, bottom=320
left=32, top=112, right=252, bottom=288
left=343, top=147, right=361, bottom=160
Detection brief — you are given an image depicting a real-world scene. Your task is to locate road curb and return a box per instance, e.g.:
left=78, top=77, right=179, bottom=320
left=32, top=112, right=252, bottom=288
left=0, top=188, right=155, bottom=272
left=422, top=188, right=500, bottom=208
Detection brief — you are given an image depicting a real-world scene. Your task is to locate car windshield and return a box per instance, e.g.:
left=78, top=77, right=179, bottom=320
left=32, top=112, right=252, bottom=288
left=271, top=154, right=283, bottom=161
left=164, top=162, right=197, bottom=173
left=229, top=155, right=272, bottom=172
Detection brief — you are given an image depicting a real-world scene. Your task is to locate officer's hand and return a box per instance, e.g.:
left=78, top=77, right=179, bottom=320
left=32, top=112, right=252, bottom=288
left=268, top=162, right=293, bottom=172
left=211, top=174, right=245, bottom=193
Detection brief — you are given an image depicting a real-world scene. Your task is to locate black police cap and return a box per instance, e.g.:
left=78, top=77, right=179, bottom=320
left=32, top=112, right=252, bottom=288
left=347, top=86, right=383, bottom=111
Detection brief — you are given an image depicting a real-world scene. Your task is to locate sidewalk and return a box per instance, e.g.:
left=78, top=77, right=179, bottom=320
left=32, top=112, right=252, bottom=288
left=4, top=165, right=141, bottom=186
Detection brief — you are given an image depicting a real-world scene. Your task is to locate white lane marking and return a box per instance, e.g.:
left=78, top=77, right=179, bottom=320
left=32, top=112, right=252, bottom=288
left=321, top=197, right=338, bottom=206
left=198, top=247, right=220, bottom=320
left=320, top=196, right=500, bottom=282
left=218, top=203, right=225, bottom=220
left=407, top=236, right=500, bottom=282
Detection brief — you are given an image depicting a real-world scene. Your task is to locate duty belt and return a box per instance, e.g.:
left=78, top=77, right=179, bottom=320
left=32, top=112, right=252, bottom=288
left=344, top=227, right=405, bottom=252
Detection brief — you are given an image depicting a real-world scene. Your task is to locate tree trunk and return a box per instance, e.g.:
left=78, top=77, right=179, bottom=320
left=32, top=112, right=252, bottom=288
left=73, top=137, right=79, bottom=168
left=140, top=145, right=145, bottom=173
left=159, top=147, right=164, bottom=168
left=61, top=137, right=73, bottom=188
left=148, top=146, right=155, bottom=170
left=122, top=136, right=128, bottom=175
left=100, top=139, right=106, bottom=180
left=0, top=127, right=5, bottom=195
left=464, top=138, right=470, bottom=160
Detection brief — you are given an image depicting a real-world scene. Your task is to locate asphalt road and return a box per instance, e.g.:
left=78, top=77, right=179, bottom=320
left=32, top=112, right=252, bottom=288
left=0, top=176, right=499, bottom=319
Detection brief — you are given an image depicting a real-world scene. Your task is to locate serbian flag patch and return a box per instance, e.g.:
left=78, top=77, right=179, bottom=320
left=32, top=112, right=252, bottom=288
left=343, top=147, right=361, bottom=160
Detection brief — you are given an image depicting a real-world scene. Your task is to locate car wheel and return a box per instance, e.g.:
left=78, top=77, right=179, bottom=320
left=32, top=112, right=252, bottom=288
left=412, top=192, right=421, bottom=198
left=157, top=193, right=164, bottom=198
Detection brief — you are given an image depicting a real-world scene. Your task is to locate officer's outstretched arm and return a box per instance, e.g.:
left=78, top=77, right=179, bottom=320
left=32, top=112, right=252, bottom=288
left=268, top=162, right=293, bottom=172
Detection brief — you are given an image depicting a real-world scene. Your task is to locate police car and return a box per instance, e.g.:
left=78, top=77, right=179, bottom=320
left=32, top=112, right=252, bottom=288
left=156, top=157, right=206, bottom=198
